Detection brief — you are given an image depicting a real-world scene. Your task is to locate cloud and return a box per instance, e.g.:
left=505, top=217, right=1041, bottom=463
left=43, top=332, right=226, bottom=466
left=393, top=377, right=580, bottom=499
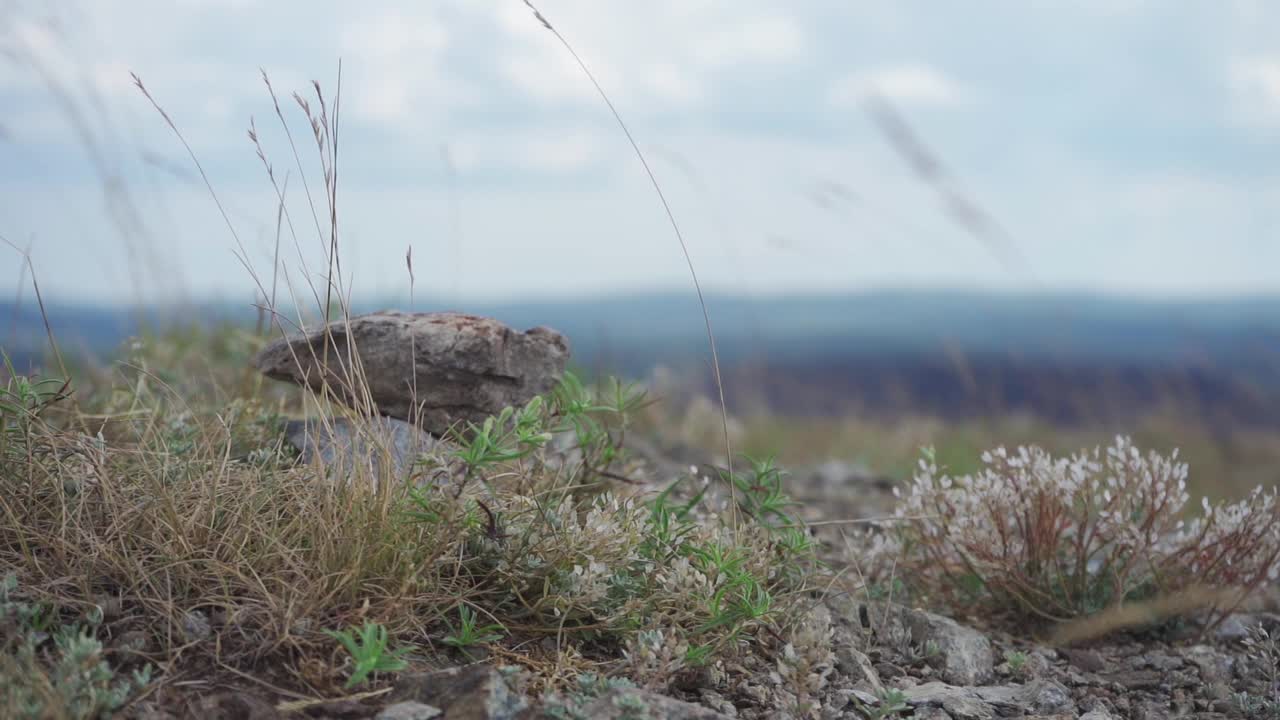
left=448, top=128, right=608, bottom=176
left=1228, top=56, right=1280, bottom=127
left=339, top=10, right=448, bottom=60
left=4, top=1, right=1280, bottom=302
left=338, top=9, right=456, bottom=126
left=694, top=15, right=805, bottom=68
left=828, top=63, right=969, bottom=108
left=642, top=63, right=701, bottom=105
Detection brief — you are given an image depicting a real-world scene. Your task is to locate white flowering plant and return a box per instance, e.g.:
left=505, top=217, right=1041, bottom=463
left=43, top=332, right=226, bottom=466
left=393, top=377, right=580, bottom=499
left=876, top=436, right=1280, bottom=627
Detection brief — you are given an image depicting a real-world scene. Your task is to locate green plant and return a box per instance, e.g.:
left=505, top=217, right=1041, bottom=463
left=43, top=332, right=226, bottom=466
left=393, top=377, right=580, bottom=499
left=452, top=395, right=554, bottom=494
left=543, top=673, right=638, bottom=720
left=323, top=621, right=412, bottom=689
left=551, top=372, right=650, bottom=480
left=1004, top=649, right=1028, bottom=675
left=0, top=574, right=152, bottom=719
left=851, top=687, right=910, bottom=719
left=722, top=455, right=799, bottom=528
left=442, top=606, right=505, bottom=655
left=0, top=353, right=70, bottom=462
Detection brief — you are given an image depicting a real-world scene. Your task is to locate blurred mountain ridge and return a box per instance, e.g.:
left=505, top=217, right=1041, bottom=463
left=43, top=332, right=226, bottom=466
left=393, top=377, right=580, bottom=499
left=4, top=290, right=1278, bottom=426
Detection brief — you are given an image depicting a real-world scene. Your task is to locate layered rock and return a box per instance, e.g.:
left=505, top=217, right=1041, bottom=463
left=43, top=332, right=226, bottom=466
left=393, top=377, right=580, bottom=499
left=254, top=311, right=570, bottom=436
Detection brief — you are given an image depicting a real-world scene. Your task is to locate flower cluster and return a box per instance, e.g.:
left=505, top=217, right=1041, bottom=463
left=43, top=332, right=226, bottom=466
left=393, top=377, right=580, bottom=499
left=875, top=436, right=1280, bottom=626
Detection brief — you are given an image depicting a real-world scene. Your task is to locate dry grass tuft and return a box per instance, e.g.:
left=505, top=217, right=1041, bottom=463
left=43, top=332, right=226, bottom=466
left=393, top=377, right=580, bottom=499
left=1, top=329, right=827, bottom=710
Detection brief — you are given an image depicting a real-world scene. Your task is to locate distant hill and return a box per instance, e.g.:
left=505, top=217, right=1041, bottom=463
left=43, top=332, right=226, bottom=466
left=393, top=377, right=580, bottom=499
left=4, top=291, right=1278, bottom=425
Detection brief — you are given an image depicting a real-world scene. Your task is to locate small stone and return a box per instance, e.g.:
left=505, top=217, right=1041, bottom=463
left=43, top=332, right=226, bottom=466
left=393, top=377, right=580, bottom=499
left=1131, top=700, right=1171, bottom=720
left=581, top=687, right=733, bottom=719
left=1060, top=648, right=1106, bottom=673
left=834, top=645, right=884, bottom=694
left=1213, top=613, right=1256, bottom=642
left=1129, top=651, right=1181, bottom=672
left=1015, top=679, right=1074, bottom=715
left=698, top=690, right=738, bottom=718
left=390, top=665, right=526, bottom=720
left=901, top=683, right=1001, bottom=718
left=375, top=702, right=442, bottom=720
left=901, top=608, right=995, bottom=685
left=1103, top=668, right=1163, bottom=691
left=942, top=696, right=995, bottom=720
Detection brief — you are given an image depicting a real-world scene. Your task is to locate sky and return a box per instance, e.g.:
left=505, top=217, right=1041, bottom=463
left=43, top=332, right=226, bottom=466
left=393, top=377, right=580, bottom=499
left=1, top=0, right=1279, bottom=305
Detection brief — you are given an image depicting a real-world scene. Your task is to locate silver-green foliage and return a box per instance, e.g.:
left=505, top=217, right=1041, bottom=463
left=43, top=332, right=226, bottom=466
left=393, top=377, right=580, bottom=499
left=1, top=574, right=152, bottom=719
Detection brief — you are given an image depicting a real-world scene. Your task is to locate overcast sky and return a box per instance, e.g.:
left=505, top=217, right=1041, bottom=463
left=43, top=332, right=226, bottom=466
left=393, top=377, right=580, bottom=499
left=2, top=0, right=1279, bottom=305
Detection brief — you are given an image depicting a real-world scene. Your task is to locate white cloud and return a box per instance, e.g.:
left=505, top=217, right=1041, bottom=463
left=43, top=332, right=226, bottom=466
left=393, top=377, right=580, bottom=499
left=828, top=63, right=969, bottom=108
left=338, top=11, right=448, bottom=59
left=694, top=15, right=805, bottom=68
left=1228, top=56, right=1280, bottom=126
left=488, top=5, right=800, bottom=109
left=448, top=128, right=608, bottom=176
left=338, top=9, right=454, bottom=126
left=517, top=133, right=603, bottom=174
left=498, top=52, right=601, bottom=104
left=643, top=63, right=701, bottom=104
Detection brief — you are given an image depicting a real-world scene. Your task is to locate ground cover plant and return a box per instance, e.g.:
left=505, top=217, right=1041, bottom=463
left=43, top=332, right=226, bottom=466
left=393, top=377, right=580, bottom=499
left=0, top=326, right=837, bottom=715
left=872, top=436, right=1280, bottom=631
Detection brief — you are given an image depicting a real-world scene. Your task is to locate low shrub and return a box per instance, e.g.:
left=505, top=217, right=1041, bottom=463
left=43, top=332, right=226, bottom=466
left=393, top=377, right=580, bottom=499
left=875, top=436, right=1280, bottom=628
left=0, top=575, right=152, bottom=720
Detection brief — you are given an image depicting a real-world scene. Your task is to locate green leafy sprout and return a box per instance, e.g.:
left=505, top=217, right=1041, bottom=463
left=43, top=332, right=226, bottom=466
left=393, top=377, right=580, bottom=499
left=323, top=621, right=412, bottom=689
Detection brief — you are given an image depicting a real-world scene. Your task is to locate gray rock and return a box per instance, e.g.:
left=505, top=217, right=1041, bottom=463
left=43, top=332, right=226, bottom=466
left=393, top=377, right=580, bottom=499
left=1060, top=648, right=1106, bottom=673
left=255, top=311, right=570, bottom=436
left=1015, top=679, right=1074, bottom=715
left=1213, top=613, right=1257, bottom=642
left=900, top=681, right=1077, bottom=718
left=1079, top=710, right=1115, bottom=720
left=1102, top=668, right=1163, bottom=691
left=900, top=682, right=995, bottom=718
left=832, top=601, right=993, bottom=686
left=284, top=416, right=450, bottom=481
left=1184, top=644, right=1234, bottom=684
left=835, top=645, right=884, bottom=695
left=941, top=696, right=995, bottom=720
left=390, top=665, right=526, bottom=720
left=581, top=687, right=733, bottom=719
left=375, top=702, right=442, bottom=720
left=901, top=608, right=995, bottom=685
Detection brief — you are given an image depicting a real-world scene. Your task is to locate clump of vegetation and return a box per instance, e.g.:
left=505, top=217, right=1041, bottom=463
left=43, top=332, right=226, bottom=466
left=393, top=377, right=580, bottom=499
left=1238, top=623, right=1280, bottom=718
left=324, top=621, right=413, bottom=689
left=0, top=574, right=152, bottom=719
left=0, top=330, right=824, bottom=703
left=874, top=436, right=1280, bottom=628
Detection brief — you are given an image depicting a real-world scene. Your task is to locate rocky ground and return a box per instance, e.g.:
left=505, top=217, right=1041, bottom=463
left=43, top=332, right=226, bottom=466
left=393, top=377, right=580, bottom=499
left=118, top=453, right=1279, bottom=720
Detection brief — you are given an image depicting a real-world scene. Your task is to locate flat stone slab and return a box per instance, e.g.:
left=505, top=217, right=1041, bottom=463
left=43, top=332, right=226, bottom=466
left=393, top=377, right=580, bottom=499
left=255, top=311, right=570, bottom=436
